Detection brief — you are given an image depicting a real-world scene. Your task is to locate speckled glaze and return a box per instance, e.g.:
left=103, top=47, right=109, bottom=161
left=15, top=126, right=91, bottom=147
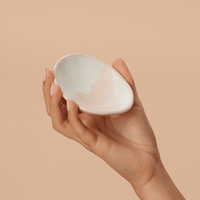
left=53, top=54, right=134, bottom=115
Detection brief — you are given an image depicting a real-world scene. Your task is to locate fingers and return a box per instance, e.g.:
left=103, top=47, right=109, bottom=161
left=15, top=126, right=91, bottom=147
left=43, top=68, right=106, bottom=154
left=112, top=58, right=140, bottom=104
left=68, top=99, right=98, bottom=150
left=43, top=69, right=55, bottom=115
left=49, top=82, right=67, bottom=132
left=45, top=78, right=88, bottom=145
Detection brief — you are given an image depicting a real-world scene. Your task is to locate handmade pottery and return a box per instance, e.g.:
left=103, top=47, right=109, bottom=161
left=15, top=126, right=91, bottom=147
left=53, top=54, right=134, bottom=115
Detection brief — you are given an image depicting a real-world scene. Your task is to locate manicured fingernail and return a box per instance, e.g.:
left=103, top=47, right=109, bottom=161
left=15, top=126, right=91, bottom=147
left=50, top=83, right=54, bottom=96
left=111, top=114, right=119, bottom=118
left=43, top=69, right=46, bottom=81
left=67, top=99, right=70, bottom=111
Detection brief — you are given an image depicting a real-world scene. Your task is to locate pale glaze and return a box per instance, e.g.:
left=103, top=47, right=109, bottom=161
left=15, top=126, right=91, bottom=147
left=54, top=54, right=134, bottom=115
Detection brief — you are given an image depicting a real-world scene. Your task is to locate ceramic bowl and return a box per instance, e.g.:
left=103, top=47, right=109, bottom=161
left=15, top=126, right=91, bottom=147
left=53, top=54, right=134, bottom=115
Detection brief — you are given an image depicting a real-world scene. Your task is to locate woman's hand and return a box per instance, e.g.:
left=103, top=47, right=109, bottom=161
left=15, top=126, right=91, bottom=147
left=42, top=58, right=185, bottom=200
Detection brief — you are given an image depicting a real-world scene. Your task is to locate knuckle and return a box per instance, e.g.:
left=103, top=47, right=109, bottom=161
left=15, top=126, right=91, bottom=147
left=52, top=121, right=60, bottom=131
left=46, top=106, right=51, bottom=116
left=47, top=111, right=51, bottom=116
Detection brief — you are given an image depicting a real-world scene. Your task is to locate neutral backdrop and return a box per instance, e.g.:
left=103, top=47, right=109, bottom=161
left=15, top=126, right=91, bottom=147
left=0, top=0, right=199, bottom=199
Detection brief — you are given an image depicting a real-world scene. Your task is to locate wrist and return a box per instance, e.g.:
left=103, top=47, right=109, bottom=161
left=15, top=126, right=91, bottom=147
left=130, top=160, right=185, bottom=200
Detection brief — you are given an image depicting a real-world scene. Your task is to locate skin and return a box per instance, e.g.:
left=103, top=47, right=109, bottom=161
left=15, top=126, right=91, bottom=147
left=43, top=58, right=185, bottom=199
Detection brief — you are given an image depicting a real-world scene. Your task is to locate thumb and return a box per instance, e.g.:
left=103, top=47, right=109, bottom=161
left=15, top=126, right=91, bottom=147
left=112, top=58, right=140, bottom=104
left=67, top=99, right=98, bottom=150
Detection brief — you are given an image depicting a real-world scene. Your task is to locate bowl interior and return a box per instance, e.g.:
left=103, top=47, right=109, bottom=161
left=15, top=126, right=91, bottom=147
left=55, top=55, right=104, bottom=98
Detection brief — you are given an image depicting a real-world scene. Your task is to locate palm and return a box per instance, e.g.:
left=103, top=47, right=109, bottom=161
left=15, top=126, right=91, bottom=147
left=79, top=100, right=159, bottom=186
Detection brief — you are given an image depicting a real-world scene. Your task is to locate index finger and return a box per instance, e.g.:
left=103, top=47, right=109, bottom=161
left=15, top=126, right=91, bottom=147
left=43, top=68, right=55, bottom=115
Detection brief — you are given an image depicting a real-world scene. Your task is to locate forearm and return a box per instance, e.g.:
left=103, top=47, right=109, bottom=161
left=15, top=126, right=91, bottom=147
left=131, top=160, right=186, bottom=200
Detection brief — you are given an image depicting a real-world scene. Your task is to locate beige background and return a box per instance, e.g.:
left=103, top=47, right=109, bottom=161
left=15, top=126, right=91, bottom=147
left=0, top=0, right=200, bottom=199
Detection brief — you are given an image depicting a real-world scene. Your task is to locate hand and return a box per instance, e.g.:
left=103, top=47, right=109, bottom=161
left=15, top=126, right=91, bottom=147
left=42, top=58, right=185, bottom=199
left=43, top=57, right=159, bottom=187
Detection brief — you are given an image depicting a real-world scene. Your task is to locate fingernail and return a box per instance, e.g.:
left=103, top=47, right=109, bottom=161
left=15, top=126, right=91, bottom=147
left=43, top=69, right=46, bottom=81
left=111, top=114, right=119, bottom=118
left=67, top=99, right=70, bottom=111
left=50, top=82, right=54, bottom=96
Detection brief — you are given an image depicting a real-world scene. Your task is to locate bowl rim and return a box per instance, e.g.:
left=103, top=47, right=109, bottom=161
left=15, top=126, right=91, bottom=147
left=53, top=53, right=111, bottom=74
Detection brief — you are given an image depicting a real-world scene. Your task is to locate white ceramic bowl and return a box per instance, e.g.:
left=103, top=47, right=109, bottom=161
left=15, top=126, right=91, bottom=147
left=53, top=54, right=134, bottom=115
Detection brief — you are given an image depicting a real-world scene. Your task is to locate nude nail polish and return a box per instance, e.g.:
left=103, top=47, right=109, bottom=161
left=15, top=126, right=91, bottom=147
left=67, top=99, right=70, bottom=111
left=50, top=83, right=54, bottom=96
